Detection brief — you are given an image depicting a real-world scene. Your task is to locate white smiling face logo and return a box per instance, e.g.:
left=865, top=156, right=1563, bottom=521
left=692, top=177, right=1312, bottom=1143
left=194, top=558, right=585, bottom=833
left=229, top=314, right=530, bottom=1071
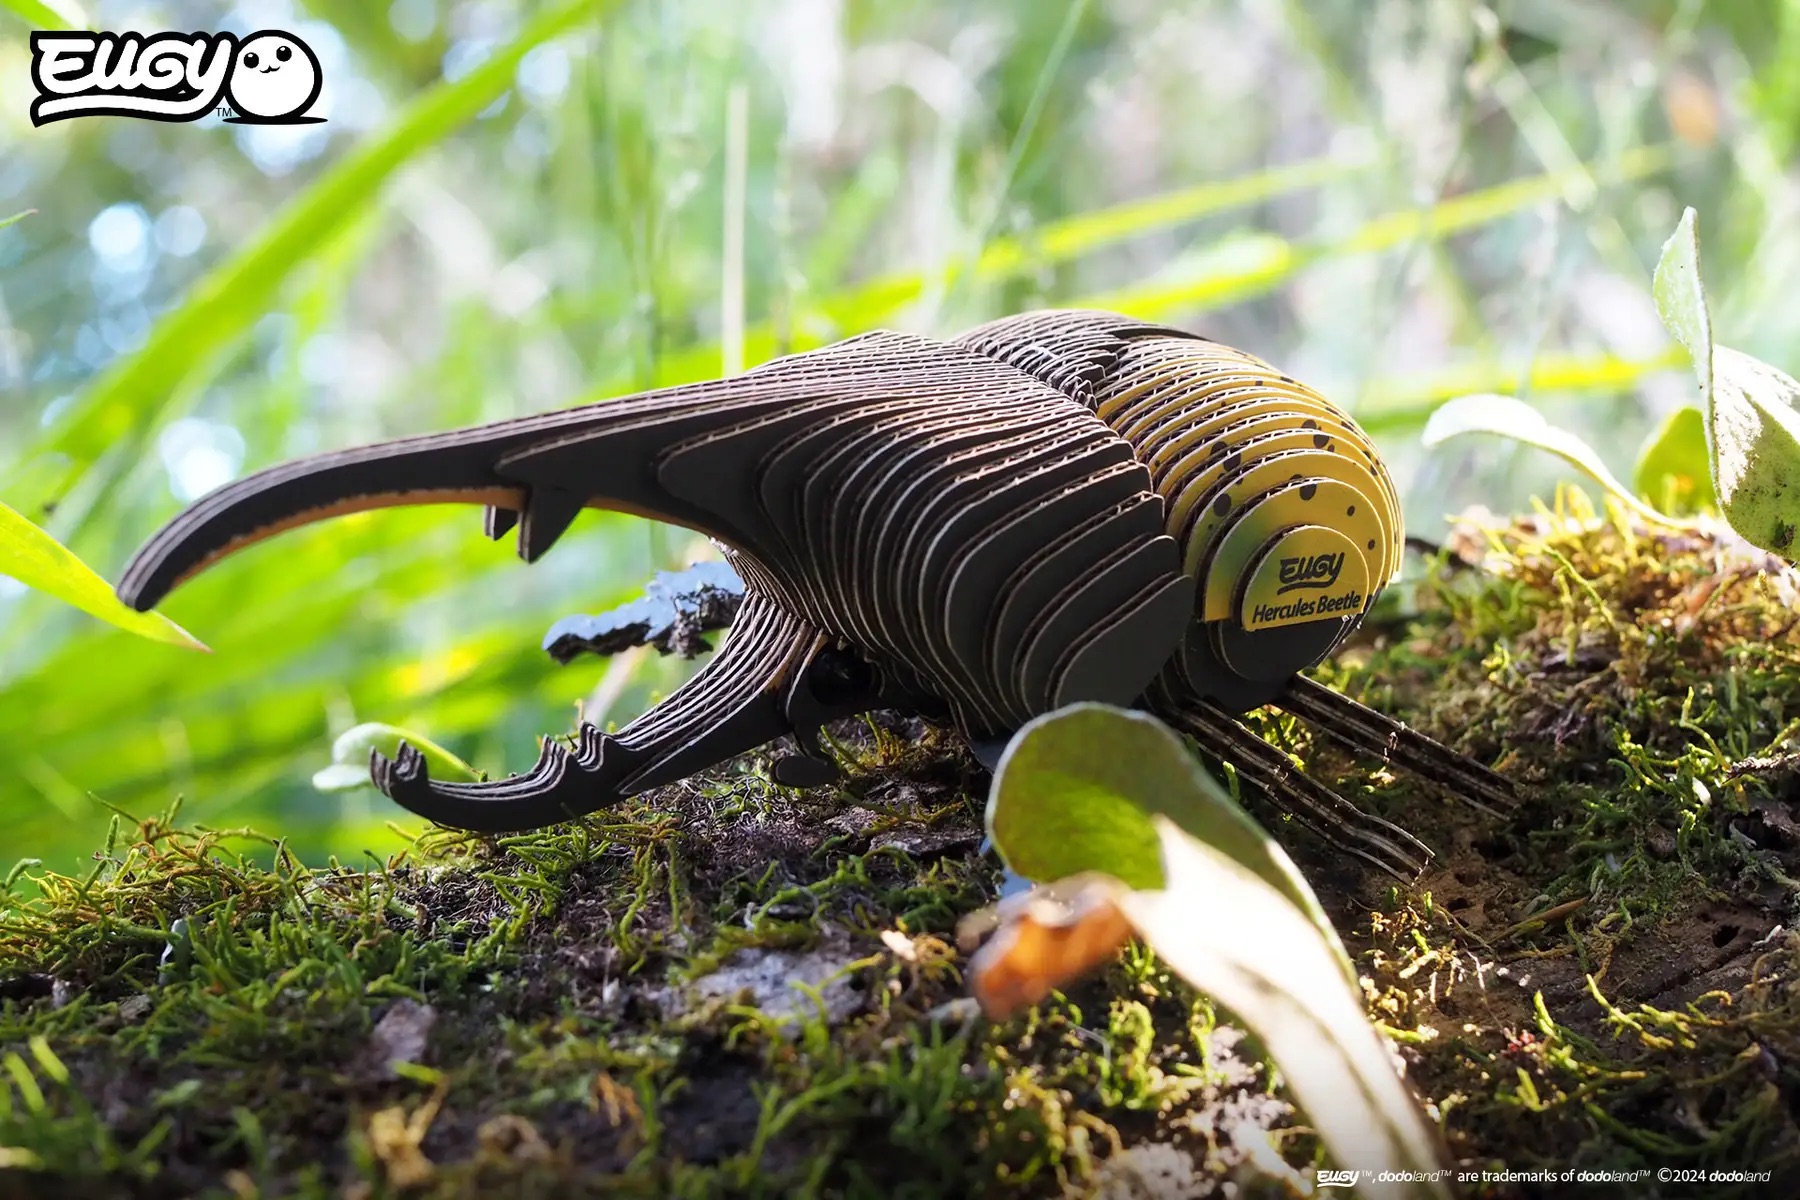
left=225, top=31, right=321, bottom=122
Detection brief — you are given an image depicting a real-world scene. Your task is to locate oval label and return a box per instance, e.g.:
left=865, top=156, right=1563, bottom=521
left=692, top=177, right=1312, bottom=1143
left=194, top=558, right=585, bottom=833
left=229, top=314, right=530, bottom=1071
left=1237, top=525, right=1371, bottom=630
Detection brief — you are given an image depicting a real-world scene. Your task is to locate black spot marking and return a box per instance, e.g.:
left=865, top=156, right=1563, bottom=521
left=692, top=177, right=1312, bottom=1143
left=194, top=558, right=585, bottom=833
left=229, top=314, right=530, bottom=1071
left=1212, top=493, right=1231, bottom=517
left=1299, top=483, right=1318, bottom=501
left=1224, top=452, right=1243, bottom=471
left=1301, top=418, right=1317, bottom=429
left=1280, top=375, right=1295, bottom=384
left=1367, top=538, right=1377, bottom=550
left=1313, top=433, right=1330, bottom=448
left=1347, top=505, right=1356, bottom=516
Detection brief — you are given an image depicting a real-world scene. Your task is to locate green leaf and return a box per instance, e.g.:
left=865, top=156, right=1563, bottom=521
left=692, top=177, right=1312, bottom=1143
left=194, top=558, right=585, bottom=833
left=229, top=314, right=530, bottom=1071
left=1706, top=347, right=1800, bottom=556
left=1421, top=393, right=1690, bottom=527
left=1653, top=207, right=1800, bottom=557
left=1115, top=818, right=1452, bottom=1196
left=0, top=0, right=84, bottom=30
left=0, top=210, right=35, bottom=231
left=26, top=0, right=609, bottom=525
left=0, top=502, right=206, bottom=651
left=984, top=702, right=1351, bottom=983
left=1633, top=406, right=1716, bottom=516
left=311, top=723, right=480, bottom=794
left=1653, top=207, right=1713, bottom=403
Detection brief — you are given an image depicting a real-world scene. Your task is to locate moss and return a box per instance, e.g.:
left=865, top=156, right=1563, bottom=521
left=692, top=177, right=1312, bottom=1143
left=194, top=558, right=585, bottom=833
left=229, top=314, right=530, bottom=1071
left=1313, top=491, right=1800, bottom=1196
left=7, top=494, right=1800, bottom=1197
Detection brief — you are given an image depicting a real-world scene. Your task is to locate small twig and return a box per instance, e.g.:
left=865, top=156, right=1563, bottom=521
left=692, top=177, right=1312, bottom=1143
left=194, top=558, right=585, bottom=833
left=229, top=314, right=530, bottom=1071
left=1500, top=896, right=1588, bottom=942
left=1726, top=751, right=1800, bottom=781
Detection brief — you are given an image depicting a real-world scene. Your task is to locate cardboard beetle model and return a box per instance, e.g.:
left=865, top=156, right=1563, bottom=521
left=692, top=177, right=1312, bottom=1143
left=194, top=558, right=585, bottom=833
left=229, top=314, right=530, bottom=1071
left=120, top=309, right=1513, bottom=878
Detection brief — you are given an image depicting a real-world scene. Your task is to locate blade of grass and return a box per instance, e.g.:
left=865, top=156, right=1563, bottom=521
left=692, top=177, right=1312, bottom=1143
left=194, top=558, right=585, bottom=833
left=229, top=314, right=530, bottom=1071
left=1080, top=143, right=1674, bottom=321
left=0, top=502, right=206, bottom=651
left=631, top=143, right=1671, bottom=397
left=930, top=0, right=1091, bottom=318
left=721, top=82, right=748, bottom=378
left=1470, top=9, right=1641, bottom=277
left=1356, top=347, right=1688, bottom=435
left=823, top=153, right=1369, bottom=327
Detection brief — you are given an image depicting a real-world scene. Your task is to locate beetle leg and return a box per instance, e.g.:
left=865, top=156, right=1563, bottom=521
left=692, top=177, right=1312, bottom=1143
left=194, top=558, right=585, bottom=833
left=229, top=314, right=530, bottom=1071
left=541, top=561, right=749, bottom=665
left=372, top=591, right=829, bottom=831
left=1163, top=703, right=1434, bottom=881
left=1278, top=675, right=1516, bottom=816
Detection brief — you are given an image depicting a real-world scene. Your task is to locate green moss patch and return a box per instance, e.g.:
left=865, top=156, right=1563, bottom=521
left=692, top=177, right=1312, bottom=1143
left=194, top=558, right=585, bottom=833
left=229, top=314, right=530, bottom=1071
left=7, top=498, right=1800, bottom=1197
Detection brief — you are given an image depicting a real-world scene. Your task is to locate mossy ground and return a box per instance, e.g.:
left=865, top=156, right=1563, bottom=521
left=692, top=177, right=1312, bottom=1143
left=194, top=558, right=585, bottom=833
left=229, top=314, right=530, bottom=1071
left=7, top=494, right=1800, bottom=1199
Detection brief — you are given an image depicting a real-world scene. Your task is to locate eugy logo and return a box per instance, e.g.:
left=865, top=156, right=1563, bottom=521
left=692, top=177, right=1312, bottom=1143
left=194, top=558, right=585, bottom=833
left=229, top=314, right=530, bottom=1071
left=1316, top=1169, right=1362, bottom=1188
left=29, top=29, right=325, bottom=127
left=1276, top=551, right=1345, bottom=594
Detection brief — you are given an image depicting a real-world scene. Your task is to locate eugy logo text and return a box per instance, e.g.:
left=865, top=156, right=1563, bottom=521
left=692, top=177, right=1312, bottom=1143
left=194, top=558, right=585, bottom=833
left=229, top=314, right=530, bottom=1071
left=1316, top=1169, right=1361, bottom=1188
left=1275, top=551, right=1345, bottom=594
left=29, top=29, right=325, bottom=127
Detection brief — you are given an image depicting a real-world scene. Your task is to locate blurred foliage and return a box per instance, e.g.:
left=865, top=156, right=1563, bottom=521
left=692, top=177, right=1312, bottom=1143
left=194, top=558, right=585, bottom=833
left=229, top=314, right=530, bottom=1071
left=2, top=0, right=1798, bottom=870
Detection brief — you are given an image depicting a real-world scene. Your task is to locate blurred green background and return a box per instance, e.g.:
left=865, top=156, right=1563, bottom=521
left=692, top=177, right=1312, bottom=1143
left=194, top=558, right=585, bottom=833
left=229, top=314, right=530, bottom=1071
left=2, top=0, right=1797, bottom=871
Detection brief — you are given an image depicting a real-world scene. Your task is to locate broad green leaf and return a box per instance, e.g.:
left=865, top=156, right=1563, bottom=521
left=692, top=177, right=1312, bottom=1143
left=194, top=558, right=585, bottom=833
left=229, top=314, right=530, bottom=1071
left=26, top=0, right=610, bottom=527
left=0, top=0, right=83, bottom=29
left=1633, top=406, right=1716, bottom=516
left=1116, top=818, right=1451, bottom=1198
left=311, top=722, right=479, bottom=794
left=1653, top=207, right=1713, bottom=403
left=1421, top=393, right=1692, bottom=527
left=0, top=502, right=205, bottom=651
left=1654, top=207, right=1800, bottom=557
left=1706, top=347, right=1800, bottom=556
left=984, top=702, right=1351, bottom=983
